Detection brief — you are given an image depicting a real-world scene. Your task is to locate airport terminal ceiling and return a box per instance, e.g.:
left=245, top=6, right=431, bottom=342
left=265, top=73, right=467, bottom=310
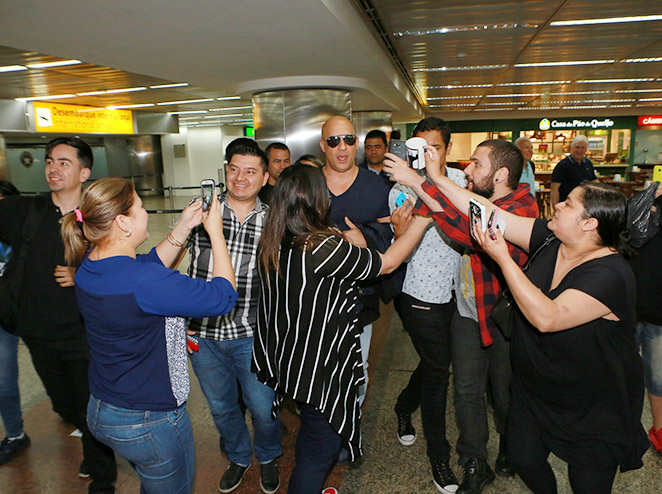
left=0, top=0, right=661, bottom=125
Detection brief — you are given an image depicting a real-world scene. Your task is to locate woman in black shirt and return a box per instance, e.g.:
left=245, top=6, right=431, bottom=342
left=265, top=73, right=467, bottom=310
left=415, top=176, right=647, bottom=494
left=254, top=164, right=429, bottom=494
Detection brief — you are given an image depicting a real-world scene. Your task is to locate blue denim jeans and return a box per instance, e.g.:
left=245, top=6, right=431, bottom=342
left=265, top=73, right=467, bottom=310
left=636, top=321, right=662, bottom=396
left=87, top=395, right=194, bottom=494
left=189, top=336, right=281, bottom=466
left=0, top=325, right=22, bottom=438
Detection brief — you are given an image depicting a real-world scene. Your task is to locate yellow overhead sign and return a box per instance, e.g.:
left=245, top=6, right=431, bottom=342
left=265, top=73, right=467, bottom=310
left=33, top=101, right=134, bottom=134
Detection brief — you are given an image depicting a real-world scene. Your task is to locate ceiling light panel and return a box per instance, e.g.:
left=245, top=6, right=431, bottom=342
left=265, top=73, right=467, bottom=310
left=157, top=98, right=214, bottom=105
left=550, top=15, right=662, bottom=27
left=26, top=59, right=81, bottom=69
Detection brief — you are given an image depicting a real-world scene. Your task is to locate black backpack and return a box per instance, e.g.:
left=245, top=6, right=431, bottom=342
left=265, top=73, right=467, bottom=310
left=0, top=196, right=48, bottom=334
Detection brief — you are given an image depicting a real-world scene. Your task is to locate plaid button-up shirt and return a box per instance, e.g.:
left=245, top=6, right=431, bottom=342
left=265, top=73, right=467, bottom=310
left=415, top=182, right=538, bottom=347
left=187, top=196, right=267, bottom=340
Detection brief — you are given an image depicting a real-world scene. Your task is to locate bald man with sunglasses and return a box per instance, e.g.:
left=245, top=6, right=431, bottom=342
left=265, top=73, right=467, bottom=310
left=320, top=116, right=394, bottom=417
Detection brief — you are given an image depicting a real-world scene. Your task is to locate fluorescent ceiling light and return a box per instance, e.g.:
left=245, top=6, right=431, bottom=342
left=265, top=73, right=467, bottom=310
left=497, top=81, right=570, bottom=86
left=203, top=114, right=244, bottom=118
left=0, top=65, right=27, bottom=73
left=480, top=101, right=526, bottom=106
left=158, top=98, right=214, bottom=106
left=394, top=22, right=538, bottom=37
left=639, top=98, right=662, bottom=102
left=77, top=91, right=106, bottom=96
left=550, top=15, right=662, bottom=27
left=623, top=57, right=662, bottom=63
left=217, top=96, right=241, bottom=101
left=614, top=88, right=662, bottom=93
left=106, top=104, right=155, bottom=109
left=609, top=105, right=632, bottom=108
left=428, top=104, right=476, bottom=107
left=424, top=84, right=493, bottom=89
left=26, top=59, right=81, bottom=69
left=474, top=108, right=515, bottom=111
left=168, top=110, right=208, bottom=115
left=562, top=105, right=608, bottom=109
left=106, top=87, right=147, bottom=94
left=486, top=93, right=542, bottom=97
left=426, top=96, right=480, bottom=100
left=413, top=64, right=506, bottom=72
left=149, top=83, right=189, bottom=89
left=577, top=78, right=655, bottom=83
left=514, top=60, right=614, bottom=68
left=209, top=106, right=252, bottom=111
left=16, top=94, right=76, bottom=101
left=548, top=91, right=610, bottom=95
left=586, top=99, right=636, bottom=103
left=517, top=107, right=560, bottom=110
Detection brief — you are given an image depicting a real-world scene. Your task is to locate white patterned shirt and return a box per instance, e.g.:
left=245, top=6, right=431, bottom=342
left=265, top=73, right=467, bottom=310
left=388, top=167, right=466, bottom=304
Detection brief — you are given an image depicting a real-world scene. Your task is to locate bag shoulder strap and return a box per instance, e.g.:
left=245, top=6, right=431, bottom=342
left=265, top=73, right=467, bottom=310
left=522, top=234, right=555, bottom=272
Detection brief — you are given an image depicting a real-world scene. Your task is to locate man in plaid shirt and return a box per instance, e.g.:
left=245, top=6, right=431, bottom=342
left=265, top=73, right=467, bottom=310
left=385, top=139, right=537, bottom=494
left=187, top=143, right=282, bottom=494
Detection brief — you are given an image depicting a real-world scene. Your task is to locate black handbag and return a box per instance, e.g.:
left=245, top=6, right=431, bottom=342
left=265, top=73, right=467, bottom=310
left=489, top=234, right=555, bottom=341
left=0, top=197, right=47, bottom=334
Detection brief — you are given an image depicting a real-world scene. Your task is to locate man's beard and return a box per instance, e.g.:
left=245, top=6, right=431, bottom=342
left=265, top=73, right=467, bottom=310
left=470, top=172, right=496, bottom=199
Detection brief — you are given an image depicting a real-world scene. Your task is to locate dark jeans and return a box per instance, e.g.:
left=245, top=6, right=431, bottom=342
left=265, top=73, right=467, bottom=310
left=0, top=325, right=22, bottom=437
left=450, top=312, right=510, bottom=464
left=23, top=336, right=117, bottom=493
left=394, top=294, right=455, bottom=461
left=507, top=417, right=618, bottom=494
left=288, top=402, right=342, bottom=494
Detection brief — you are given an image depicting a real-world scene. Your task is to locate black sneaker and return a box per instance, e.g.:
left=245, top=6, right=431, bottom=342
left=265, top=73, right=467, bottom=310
left=457, top=458, right=495, bottom=494
left=260, top=460, right=280, bottom=494
left=396, top=411, right=416, bottom=446
left=0, top=434, right=31, bottom=466
left=431, top=457, right=459, bottom=494
left=494, top=435, right=515, bottom=478
left=219, top=462, right=250, bottom=493
left=78, top=460, right=91, bottom=478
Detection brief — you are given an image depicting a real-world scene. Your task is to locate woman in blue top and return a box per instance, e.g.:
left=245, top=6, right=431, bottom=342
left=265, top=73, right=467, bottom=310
left=61, top=177, right=238, bottom=494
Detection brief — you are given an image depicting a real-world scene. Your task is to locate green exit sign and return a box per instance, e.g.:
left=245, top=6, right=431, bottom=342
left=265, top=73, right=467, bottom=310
left=244, top=126, right=255, bottom=137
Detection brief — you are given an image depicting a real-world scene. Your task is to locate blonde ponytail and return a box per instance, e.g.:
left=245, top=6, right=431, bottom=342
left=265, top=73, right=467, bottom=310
left=60, top=177, right=136, bottom=266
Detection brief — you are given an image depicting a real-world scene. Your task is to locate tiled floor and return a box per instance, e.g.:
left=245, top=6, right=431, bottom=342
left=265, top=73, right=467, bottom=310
left=1, top=204, right=660, bottom=493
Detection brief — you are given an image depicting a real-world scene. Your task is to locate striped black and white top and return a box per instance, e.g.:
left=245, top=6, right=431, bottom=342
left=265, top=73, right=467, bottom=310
left=253, top=233, right=382, bottom=460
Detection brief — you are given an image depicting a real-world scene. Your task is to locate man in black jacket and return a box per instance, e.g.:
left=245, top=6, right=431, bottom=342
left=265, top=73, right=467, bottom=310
left=0, top=137, right=116, bottom=493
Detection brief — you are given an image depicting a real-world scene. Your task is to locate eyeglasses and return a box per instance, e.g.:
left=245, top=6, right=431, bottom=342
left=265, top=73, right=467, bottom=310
left=325, top=134, right=357, bottom=147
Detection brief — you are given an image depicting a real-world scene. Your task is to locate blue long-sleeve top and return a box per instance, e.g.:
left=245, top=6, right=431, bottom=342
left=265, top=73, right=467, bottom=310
left=75, top=248, right=238, bottom=411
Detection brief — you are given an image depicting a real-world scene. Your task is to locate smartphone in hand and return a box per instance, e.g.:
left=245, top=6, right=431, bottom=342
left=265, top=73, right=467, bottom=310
left=388, top=140, right=407, bottom=162
left=201, top=179, right=215, bottom=212
left=469, top=199, right=486, bottom=240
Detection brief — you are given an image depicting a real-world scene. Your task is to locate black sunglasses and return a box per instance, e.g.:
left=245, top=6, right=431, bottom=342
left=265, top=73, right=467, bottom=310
left=325, top=134, right=357, bottom=148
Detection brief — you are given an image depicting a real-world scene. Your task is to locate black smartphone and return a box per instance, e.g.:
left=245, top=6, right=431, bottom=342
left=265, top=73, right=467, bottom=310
left=389, top=140, right=407, bottom=161
left=201, top=179, right=215, bottom=212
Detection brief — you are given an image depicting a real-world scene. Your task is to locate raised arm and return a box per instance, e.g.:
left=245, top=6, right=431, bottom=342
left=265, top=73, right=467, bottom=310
left=384, top=148, right=535, bottom=252
left=201, top=194, right=236, bottom=289
left=472, top=223, right=614, bottom=332
left=156, top=198, right=202, bottom=268
left=379, top=215, right=431, bottom=273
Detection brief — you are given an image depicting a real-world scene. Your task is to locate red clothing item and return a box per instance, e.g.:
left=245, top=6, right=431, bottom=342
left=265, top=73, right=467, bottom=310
left=415, top=182, right=538, bottom=347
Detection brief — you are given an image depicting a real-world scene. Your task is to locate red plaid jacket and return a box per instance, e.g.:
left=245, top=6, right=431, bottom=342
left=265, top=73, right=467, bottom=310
left=415, top=181, right=538, bottom=347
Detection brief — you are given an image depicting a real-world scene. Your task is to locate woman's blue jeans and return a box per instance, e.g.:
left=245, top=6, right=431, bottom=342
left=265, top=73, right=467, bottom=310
left=87, top=395, right=194, bottom=494
left=0, top=325, right=22, bottom=438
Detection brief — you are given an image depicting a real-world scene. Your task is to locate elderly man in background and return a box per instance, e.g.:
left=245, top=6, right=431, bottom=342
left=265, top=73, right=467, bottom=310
left=550, top=135, right=595, bottom=207
left=514, top=137, right=536, bottom=197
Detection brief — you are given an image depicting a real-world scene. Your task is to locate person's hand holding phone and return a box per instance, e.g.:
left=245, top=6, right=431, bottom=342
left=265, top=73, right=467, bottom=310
left=202, top=193, right=223, bottom=239
left=391, top=199, right=414, bottom=238
left=179, top=198, right=203, bottom=231
left=383, top=153, right=425, bottom=189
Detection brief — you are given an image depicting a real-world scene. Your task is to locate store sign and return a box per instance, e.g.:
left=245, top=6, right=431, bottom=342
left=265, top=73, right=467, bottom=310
left=638, top=115, right=662, bottom=126
left=33, top=101, right=134, bottom=134
left=538, top=118, right=614, bottom=130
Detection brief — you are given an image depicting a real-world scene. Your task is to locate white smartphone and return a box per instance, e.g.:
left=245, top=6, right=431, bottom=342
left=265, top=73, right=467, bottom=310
left=201, top=179, right=215, bottom=212
left=469, top=199, right=487, bottom=239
